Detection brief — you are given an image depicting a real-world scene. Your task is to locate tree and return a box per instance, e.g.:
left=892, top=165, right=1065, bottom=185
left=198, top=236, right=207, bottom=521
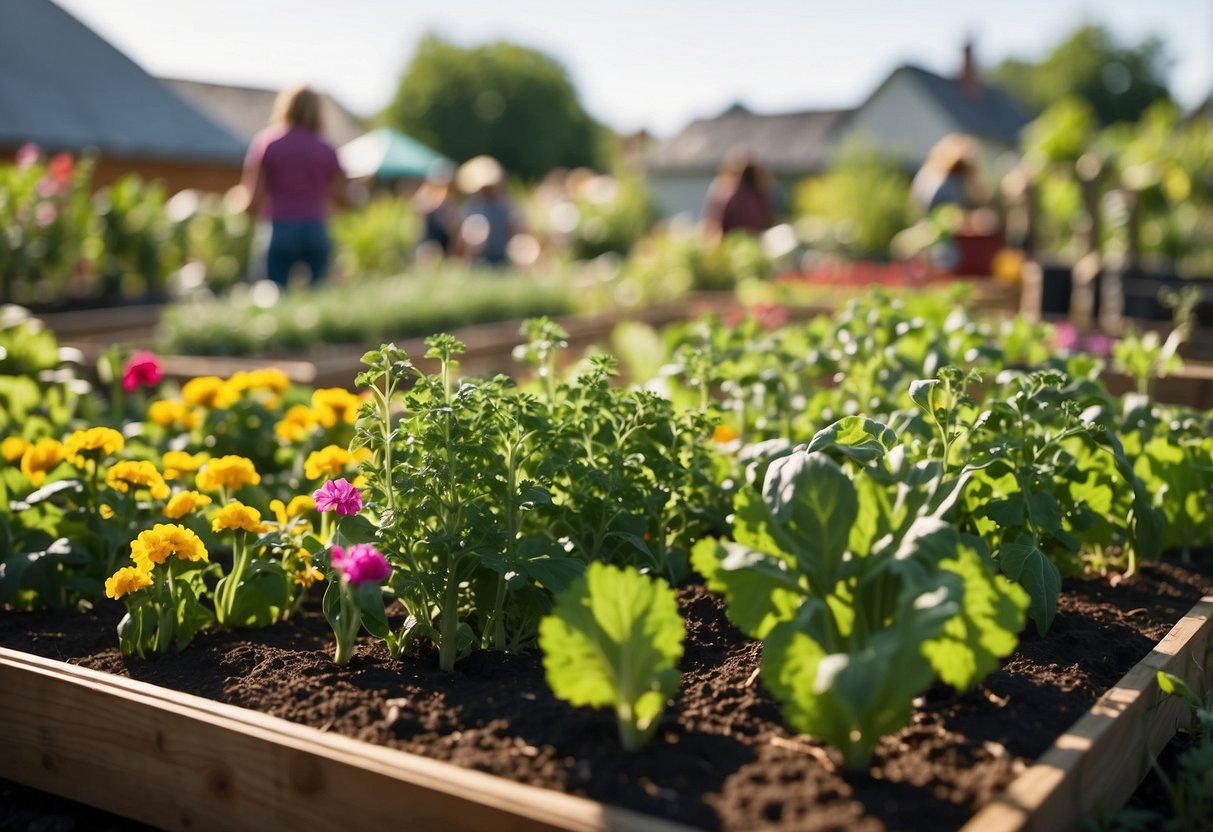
left=989, top=25, right=1173, bottom=126
left=381, top=34, right=602, bottom=180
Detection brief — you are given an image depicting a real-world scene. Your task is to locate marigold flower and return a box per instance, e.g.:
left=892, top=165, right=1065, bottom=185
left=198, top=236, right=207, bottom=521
left=100, top=504, right=115, bottom=519
left=274, top=404, right=319, bottom=443
left=105, top=566, right=153, bottom=600
left=311, top=388, right=362, bottom=427
left=129, top=524, right=209, bottom=569
left=122, top=350, right=162, bottom=392
left=212, top=501, right=270, bottom=534
left=294, top=564, right=324, bottom=588
left=64, top=427, right=124, bottom=467
left=164, top=490, right=212, bottom=519
left=271, top=495, right=316, bottom=525
left=712, top=424, right=740, bottom=444
left=195, top=455, right=260, bottom=492
left=2, top=436, right=29, bottom=462
left=181, top=376, right=239, bottom=409
left=20, top=437, right=65, bottom=485
left=162, top=450, right=208, bottom=480
left=106, top=460, right=170, bottom=500
left=313, top=478, right=362, bottom=515
left=330, top=543, right=391, bottom=585
left=228, top=368, right=291, bottom=395
left=148, top=399, right=203, bottom=430
left=304, top=445, right=354, bottom=480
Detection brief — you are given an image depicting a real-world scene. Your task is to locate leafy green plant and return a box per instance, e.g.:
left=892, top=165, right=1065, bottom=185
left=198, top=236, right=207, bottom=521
left=693, top=431, right=1029, bottom=769
left=539, top=562, right=684, bottom=750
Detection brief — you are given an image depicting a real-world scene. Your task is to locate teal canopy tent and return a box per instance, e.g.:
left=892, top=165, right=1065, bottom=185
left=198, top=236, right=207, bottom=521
left=338, top=127, right=449, bottom=180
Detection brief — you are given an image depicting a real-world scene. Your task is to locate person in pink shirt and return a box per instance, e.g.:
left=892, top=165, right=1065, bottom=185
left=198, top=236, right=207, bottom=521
left=242, top=84, right=350, bottom=286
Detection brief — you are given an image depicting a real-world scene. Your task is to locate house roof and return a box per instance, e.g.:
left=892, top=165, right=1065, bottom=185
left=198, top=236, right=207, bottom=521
left=164, top=79, right=367, bottom=147
left=644, top=108, right=851, bottom=176
left=0, top=0, right=245, bottom=163
left=866, top=64, right=1030, bottom=145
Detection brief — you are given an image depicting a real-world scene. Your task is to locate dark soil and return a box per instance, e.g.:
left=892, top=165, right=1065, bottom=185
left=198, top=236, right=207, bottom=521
left=2, top=557, right=1211, bottom=832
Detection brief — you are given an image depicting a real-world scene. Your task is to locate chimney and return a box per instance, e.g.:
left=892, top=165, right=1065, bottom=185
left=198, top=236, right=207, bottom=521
left=959, top=39, right=982, bottom=99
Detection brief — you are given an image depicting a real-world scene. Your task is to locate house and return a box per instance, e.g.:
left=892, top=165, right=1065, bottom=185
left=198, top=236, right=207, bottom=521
left=0, top=0, right=247, bottom=193
left=645, top=44, right=1030, bottom=219
left=165, top=79, right=366, bottom=148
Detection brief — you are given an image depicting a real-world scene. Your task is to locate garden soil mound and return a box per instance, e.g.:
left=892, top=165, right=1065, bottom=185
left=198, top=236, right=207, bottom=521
left=2, top=557, right=1211, bottom=831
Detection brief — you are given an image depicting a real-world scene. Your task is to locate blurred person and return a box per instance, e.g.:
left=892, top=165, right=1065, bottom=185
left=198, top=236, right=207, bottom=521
left=702, top=149, right=774, bottom=243
left=241, top=84, right=350, bottom=286
left=911, top=133, right=991, bottom=221
left=414, top=160, right=463, bottom=263
left=457, top=155, right=521, bottom=267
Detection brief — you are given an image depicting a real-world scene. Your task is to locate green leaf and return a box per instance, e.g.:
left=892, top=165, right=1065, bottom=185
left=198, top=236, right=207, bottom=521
left=691, top=538, right=804, bottom=639
left=805, top=416, right=899, bottom=464
left=761, top=451, right=857, bottom=591
left=925, top=539, right=1030, bottom=690
left=217, top=560, right=289, bottom=629
left=539, top=563, right=684, bottom=750
left=998, top=541, right=1061, bottom=634
left=909, top=379, right=941, bottom=415
left=356, top=581, right=390, bottom=638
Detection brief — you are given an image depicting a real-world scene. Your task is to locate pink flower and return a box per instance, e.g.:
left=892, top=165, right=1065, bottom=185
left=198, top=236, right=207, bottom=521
left=122, top=350, right=162, bottom=392
left=330, top=543, right=390, bottom=584
left=48, top=153, right=74, bottom=185
left=15, top=143, right=40, bottom=169
left=313, top=478, right=362, bottom=515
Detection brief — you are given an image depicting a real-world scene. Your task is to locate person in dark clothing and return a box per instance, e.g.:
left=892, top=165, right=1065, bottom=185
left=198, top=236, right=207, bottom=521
left=702, top=149, right=774, bottom=242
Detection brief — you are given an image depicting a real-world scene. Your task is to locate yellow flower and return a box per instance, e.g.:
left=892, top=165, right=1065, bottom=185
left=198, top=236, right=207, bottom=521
left=164, top=490, right=212, bottom=519
left=270, top=495, right=316, bottom=525
left=274, top=405, right=319, bottom=443
left=181, top=376, right=239, bottom=409
left=195, top=455, right=261, bottom=492
left=211, top=501, right=270, bottom=534
left=351, top=473, right=369, bottom=490
left=105, top=566, right=153, bottom=600
left=100, top=504, right=115, bottom=520
left=712, top=424, right=740, bottom=444
left=64, top=427, right=124, bottom=467
left=148, top=400, right=203, bottom=430
left=106, top=460, right=170, bottom=500
left=304, top=445, right=354, bottom=480
left=293, top=564, right=324, bottom=588
left=2, top=436, right=29, bottom=462
left=311, top=388, right=362, bottom=427
left=162, top=450, right=208, bottom=480
left=20, top=438, right=64, bottom=485
left=129, top=524, right=209, bottom=569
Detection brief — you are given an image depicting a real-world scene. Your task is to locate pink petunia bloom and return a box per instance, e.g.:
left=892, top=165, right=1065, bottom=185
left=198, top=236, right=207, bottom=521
left=15, top=143, right=40, bottom=169
left=122, top=350, right=162, bottom=392
left=313, top=478, right=362, bottom=515
left=330, top=543, right=391, bottom=585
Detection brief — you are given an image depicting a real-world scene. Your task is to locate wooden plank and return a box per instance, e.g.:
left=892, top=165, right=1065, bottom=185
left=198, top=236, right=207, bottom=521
left=961, top=595, right=1213, bottom=832
left=0, top=648, right=693, bottom=832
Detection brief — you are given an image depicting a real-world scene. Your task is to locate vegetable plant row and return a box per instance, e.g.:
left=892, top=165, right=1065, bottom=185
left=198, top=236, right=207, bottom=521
left=1, top=291, right=1210, bottom=777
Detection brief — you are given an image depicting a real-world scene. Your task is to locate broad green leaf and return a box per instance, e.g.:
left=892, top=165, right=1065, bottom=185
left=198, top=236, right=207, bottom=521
left=762, top=451, right=856, bottom=590
left=908, top=379, right=941, bottom=415
left=925, top=541, right=1029, bottom=690
left=691, top=538, right=804, bottom=639
left=805, top=416, right=899, bottom=464
left=539, top=563, right=684, bottom=750
left=998, top=542, right=1061, bottom=634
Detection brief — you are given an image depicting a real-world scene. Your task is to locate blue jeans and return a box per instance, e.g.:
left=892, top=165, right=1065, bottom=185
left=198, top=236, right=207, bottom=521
left=267, top=220, right=331, bottom=286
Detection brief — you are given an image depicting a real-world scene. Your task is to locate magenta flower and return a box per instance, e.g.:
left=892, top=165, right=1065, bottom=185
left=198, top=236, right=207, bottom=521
left=122, top=350, right=163, bottom=392
left=330, top=543, right=391, bottom=585
left=313, top=478, right=362, bottom=515
left=15, top=143, right=40, bottom=169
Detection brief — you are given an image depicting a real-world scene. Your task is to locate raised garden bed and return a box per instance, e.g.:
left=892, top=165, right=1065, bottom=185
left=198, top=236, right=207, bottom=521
left=2, top=558, right=1210, bottom=832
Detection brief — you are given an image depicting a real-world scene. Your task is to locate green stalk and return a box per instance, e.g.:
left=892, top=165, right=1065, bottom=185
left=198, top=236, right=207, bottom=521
left=220, top=531, right=249, bottom=626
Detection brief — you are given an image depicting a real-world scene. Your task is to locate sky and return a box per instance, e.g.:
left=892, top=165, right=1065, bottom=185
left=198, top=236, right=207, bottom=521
left=52, top=0, right=1213, bottom=137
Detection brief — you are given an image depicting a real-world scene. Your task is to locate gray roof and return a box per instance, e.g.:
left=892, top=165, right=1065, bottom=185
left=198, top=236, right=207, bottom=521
left=165, top=79, right=366, bottom=147
left=644, top=107, right=850, bottom=176
left=0, top=0, right=245, bottom=163
left=877, top=64, right=1030, bottom=145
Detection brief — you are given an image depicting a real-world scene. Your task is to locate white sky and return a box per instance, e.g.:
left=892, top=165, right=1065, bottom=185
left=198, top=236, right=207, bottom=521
left=52, top=0, right=1213, bottom=137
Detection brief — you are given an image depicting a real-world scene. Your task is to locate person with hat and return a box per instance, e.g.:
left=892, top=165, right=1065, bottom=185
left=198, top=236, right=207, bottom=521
left=457, top=155, right=521, bottom=267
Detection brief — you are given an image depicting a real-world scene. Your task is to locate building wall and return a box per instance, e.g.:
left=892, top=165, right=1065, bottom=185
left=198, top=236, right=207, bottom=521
left=837, top=72, right=958, bottom=168
left=648, top=173, right=715, bottom=221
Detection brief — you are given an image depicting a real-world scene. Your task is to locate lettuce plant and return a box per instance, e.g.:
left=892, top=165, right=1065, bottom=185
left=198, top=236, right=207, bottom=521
left=693, top=424, right=1029, bottom=769
left=539, top=562, right=684, bottom=750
